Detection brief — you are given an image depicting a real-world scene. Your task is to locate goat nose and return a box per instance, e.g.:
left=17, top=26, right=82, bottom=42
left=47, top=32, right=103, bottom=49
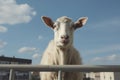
left=61, top=35, right=69, bottom=40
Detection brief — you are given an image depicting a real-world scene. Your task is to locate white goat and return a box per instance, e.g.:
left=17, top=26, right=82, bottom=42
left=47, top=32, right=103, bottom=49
left=40, top=16, right=88, bottom=80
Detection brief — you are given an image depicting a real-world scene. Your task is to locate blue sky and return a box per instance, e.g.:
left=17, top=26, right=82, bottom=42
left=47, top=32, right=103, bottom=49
left=0, top=0, right=120, bottom=65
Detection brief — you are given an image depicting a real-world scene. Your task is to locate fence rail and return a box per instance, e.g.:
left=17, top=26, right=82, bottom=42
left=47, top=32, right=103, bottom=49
left=0, top=65, right=120, bottom=80
left=0, top=65, right=120, bottom=72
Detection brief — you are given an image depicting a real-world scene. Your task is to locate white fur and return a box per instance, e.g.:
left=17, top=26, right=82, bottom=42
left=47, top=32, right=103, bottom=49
left=40, top=16, right=88, bottom=80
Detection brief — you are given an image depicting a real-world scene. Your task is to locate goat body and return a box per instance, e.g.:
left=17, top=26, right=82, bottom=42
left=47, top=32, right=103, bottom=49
left=40, top=40, right=82, bottom=80
left=40, top=16, right=88, bottom=80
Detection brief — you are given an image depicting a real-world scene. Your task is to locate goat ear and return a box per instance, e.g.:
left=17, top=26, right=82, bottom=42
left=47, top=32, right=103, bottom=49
left=74, top=17, right=88, bottom=30
left=41, top=16, right=54, bottom=29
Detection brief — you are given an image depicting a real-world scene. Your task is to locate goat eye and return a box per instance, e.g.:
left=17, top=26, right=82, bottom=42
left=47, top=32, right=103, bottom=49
left=53, top=25, right=56, bottom=28
left=54, top=22, right=60, bottom=31
left=56, top=27, right=59, bottom=31
left=54, top=26, right=59, bottom=31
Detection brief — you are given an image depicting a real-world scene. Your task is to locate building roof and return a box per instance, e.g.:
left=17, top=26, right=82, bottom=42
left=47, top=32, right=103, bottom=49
left=0, top=56, right=32, bottom=64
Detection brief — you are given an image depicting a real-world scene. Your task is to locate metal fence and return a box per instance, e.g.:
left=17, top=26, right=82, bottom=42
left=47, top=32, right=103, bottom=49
left=0, top=65, right=120, bottom=80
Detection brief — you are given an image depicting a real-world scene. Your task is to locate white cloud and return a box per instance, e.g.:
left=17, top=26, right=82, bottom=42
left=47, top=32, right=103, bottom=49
left=83, top=44, right=120, bottom=64
left=0, top=26, right=8, bottom=33
left=0, top=0, right=36, bottom=25
left=38, top=35, right=43, bottom=40
left=0, top=49, right=4, bottom=53
left=90, top=17, right=120, bottom=29
left=18, top=47, right=37, bottom=53
left=90, top=54, right=120, bottom=64
left=107, top=54, right=117, bottom=61
left=92, top=57, right=101, bottom=61
left=32, top=53, right=41, bottom=59
left=0, top=40, right=7, bottom=48
left=83, top=44, right=120, bottom=54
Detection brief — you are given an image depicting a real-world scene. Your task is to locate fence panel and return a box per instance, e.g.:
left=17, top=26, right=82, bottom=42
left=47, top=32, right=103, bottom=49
left=0, top=65, right=120, bottom=80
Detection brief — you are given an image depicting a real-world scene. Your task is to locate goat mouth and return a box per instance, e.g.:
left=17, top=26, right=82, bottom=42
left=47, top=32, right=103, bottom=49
left=60, top=40, right=69, bottom=45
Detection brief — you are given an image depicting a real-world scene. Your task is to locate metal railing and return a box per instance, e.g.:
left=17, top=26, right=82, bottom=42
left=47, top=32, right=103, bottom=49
left=0, top=65, right=120, bottom=80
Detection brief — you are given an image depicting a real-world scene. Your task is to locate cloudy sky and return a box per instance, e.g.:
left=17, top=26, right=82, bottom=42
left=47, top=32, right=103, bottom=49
left=0, top=0, right=120, bottom=65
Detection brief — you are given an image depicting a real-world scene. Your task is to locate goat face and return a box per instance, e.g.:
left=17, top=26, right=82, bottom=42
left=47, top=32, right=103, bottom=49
left=53, top=17, right=74, bottom=48
left=41, top=16, right=88, bottom=48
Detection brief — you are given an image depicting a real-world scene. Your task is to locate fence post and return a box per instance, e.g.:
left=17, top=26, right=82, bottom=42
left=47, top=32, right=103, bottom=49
left=9, top=69, right=15, bottom=80
left=58, top=70, right=62, bottom=80
left=29, top=71, right=32, bottom=80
